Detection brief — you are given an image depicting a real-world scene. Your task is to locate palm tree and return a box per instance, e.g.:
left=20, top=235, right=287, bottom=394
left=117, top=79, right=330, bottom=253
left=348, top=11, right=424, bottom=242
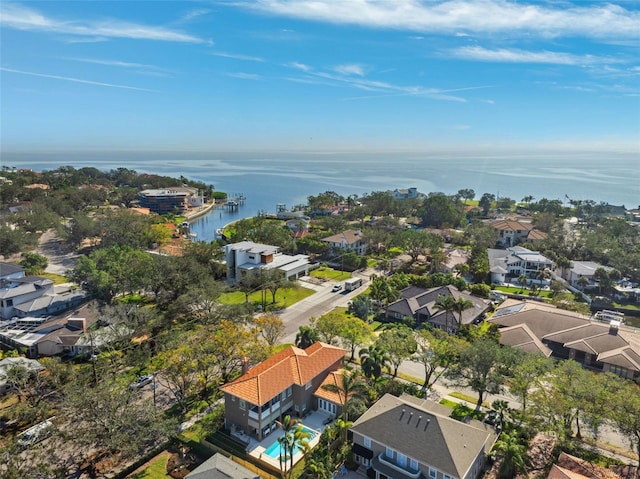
left=576, top=276, right=590, bottom=290
left=434, top=294, right=456, bottom=333
left=295, top=325, right=319, bottom=349
left=452, top=296, right=474, bottom=329
left=517, top=274, right=528, bottom=293
left=492, top=431, right=528, bottom=479
left=277, top=415, right=311, bottom=478
left=321, top=370, right=368, bottom=424
left=359, top=344, right=390, bottom=381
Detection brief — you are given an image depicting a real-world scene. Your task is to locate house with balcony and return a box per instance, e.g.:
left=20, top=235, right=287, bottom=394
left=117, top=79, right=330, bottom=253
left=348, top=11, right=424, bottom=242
left=385, top=285, right=490, bottom=333
left=490, top=219, right=548, bottom=247
left=137, top=187, right=200, bottom=215
left=221, top=342, right=346, bottom=441
left=390, top=187, right=423, bottom=200
left=223, top=241, right=310, bottom=285
left=562, top=261, right=612, bottom=289
left=488, top=246, right=554, bottom=285
left=321, top=229, right=367, bottom=256
left=351, top=393, right=496, bottom=479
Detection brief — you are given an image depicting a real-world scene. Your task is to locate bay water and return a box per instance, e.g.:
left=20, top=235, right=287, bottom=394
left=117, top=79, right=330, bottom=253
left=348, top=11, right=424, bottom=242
left=2, top=150, right=638, bottom=243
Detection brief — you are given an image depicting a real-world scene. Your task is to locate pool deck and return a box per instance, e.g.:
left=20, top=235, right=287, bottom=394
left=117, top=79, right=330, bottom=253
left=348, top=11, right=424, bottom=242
left=237, top=411, right=332, bottom=471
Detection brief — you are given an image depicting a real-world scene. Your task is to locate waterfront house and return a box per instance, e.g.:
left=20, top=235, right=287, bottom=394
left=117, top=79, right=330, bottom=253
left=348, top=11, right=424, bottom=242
left=321, top=229, right=368, bottom=256
left=562, top=261, right=612, bottom=289
left=223, top=241, right=310, bottom=285
left=351, top=393, right=496, bottom=479
left=220, top=342, right=346, bottom=441
left=490, top=219, right=549, bottom=247
left=137, top=186, right=200, bottom=215
left=385, top=285, right=490, bottom=332
left=489, top=300, right=640, bottom=380
left=390, top=187, right=423, bottom=200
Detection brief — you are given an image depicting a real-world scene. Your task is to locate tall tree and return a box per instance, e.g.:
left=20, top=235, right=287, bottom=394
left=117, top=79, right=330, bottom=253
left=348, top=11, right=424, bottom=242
left=413, top=329, right=461, bottom=392
left=253, top=313, right=285, bottom=347
left=452, top=296, right=474, bottom=329
left=447, top=338, right=509, bottom=409
left=337, top=316, right=374, bottom=361
left=377, top=325, right=417, bottom=377
left=321, top=370, right=368, bottom=424
left=492, top=431, right=528, bottom=479
left=434, top=294, right=457, bottom=332
left=359, top=344, right=390, bottom=381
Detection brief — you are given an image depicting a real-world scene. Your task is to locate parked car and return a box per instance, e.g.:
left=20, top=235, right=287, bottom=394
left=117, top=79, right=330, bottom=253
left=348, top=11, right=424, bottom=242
left=17, top=418, right=54, bottom=447
left=483, top=410, right=499, bottom=426
left=332, top=283, right=343, bottom=292
left=128, top=374, right=154, bottom=390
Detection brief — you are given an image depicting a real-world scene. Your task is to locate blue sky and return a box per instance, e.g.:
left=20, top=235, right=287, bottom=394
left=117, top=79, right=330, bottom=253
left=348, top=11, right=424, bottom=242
left=1, top=0, right=639, bottom=154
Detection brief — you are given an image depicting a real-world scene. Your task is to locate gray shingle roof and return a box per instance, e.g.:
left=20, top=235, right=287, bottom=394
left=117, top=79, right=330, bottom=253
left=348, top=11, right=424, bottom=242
left=351, top=394, right=495, bottom=478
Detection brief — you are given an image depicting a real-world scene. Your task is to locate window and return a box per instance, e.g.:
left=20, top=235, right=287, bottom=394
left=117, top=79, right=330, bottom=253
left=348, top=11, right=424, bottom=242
left=287, top=386, right=292, bottom=397
left=429, top=468, right=437, bottom=479
left=385, top=446, right=394, bottom=459
left=397, top=453, right=407, bottom=467
left=363, top=436, right=371, bottom=448
left=239, top=399, right=246, bottom=410
left=305, top=382, right=312, bottom=390
left=281, top=391, right=286, bottom=401
left=410, top=459, right=418, bottom=470
left=444, top=475, right=452, bottom=479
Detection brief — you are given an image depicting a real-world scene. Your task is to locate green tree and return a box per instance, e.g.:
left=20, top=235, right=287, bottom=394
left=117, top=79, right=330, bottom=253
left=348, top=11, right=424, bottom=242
left=253, top=313, right=285, bottom=347
left=313, top=312, right=345, bottom=345
left=296, top=325, right=319, bottom=349
left=492, top=431, right=528, bottom=479
left=377, top=325, right=417, bottom=377
left=610, top=381, right=640, bottom=468
left=359, top=344, right=390, bottom=381
left=321, top=370, right=368, bottom=425
left=337, top=316, right=374, bottom=361
left=447, top=338, right=509, bottom=409
left=453, top=296, right=474, bottom=329
left=414, top=329, right=461, bottom=392
left=479, top=193, right=495, bottom=216
left=434, top=294, right=457, bottom=332
left=420, top=193, right=463, bottom=228
left=19, top=252, right=48, bottom=275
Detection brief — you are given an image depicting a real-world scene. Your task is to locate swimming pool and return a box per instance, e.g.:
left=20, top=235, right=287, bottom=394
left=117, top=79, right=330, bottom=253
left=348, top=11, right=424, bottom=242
left=263, top=426, right=317, bottom=459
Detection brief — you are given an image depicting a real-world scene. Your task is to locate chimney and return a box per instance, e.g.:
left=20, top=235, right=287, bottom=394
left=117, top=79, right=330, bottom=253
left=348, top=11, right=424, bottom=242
left=241, top=356, right=251, bottom=375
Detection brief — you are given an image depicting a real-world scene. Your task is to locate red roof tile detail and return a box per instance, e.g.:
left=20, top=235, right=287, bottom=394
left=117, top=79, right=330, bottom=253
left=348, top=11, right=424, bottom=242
left=221, top=342, right=346, bottom=405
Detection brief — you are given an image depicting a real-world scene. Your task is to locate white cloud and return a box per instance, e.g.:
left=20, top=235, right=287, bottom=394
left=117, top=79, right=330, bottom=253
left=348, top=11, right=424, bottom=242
left=242, top=0, right=639, bottom=40
left=0, top=67, right=157, bottom=91
left=333, top=64, right=366, bottom=76
left=210, top=51, right=265, bottom=62
left=451, top=46, right=620, bottom=65
left=286, top=61, right=312, bottom=72
left=0, top=2, right=208, bottom=43
left=226, top=72, right=262, bottom=80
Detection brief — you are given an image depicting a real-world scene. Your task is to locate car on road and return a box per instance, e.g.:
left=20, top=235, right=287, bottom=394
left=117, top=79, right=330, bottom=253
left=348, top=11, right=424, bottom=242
left=332, top=283, right=343, bottom=292
left=129, top=374, right=154, bottom=390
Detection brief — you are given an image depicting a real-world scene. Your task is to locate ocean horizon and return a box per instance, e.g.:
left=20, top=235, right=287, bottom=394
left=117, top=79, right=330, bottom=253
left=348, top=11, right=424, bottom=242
left=2, top=150, right=638, bottom=243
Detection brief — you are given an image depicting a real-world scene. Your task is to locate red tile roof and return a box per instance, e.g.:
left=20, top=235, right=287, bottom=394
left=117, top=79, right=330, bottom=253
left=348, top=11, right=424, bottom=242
left=221, top=342, right=346, bottom=405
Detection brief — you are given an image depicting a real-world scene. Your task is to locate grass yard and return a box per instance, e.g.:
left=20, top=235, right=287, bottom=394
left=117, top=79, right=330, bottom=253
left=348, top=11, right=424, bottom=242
left=439, top=398, right=457, bottom=409
left=40, top=272, right=70, bottom=284
left=310, top=265, right=351, bottom=281
left=494, top=285, right=554, bottom=298
left=127, top=451, right=171, bottom=479
left=219, top=285, right=315, bottom=307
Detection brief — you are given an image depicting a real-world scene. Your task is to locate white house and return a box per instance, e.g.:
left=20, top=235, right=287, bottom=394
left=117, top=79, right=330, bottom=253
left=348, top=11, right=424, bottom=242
left=488, top=246, right=554, bottom=285
left=321, top=229, right=368, bottom=256
left=563, top=261, right=612, bottom=288
left=223, top=241, right=309, bottom=285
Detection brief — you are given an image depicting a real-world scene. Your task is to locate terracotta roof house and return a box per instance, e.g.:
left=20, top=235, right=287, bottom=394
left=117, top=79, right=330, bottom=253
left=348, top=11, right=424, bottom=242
left=489, top=300, right=640, bottom=379
left=185, top=453, right=261, bottom=479
left=223, top=241, right=310, bottom=285
left=385, top=285, right=490, bottom=333
left=350, top=393, right=497, bottom=479
left=490, top=219, right=533, bottom=247
left=221, top=342, right=346, bottom=441
left=547, top=452, right=635, bottom=479
left=321, top=229, right=368, bottom=256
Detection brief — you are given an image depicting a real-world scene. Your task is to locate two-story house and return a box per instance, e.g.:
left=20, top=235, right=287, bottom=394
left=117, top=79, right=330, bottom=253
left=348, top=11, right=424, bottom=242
left=351, top=394, right=496, bottom=479
left=221, top=342, right=347, bottom=441
left=490, top=219, right=548, bottom=247
left=223, top=241, right=310, bottom=285
left=321, top=229, right=367, bottom=256
left=488, top=246, right=554, bottom=285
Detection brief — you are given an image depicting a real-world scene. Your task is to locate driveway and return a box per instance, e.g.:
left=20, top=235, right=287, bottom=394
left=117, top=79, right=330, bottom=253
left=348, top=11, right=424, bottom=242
left=36, top=228, right=80, bottom=275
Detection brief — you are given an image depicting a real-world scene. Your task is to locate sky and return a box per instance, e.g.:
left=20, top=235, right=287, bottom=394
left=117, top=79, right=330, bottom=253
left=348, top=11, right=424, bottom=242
left=1, top=0, right=639, bottom=154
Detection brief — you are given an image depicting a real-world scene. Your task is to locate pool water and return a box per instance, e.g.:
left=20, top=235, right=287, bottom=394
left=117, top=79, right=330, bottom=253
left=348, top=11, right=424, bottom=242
left=263, top=426, right=317, bottom=459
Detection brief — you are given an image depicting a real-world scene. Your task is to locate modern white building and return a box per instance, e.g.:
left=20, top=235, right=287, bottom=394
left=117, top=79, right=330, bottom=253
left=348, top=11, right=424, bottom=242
left=223, top=241, right=310, bottom=285
left=488, top=246, right=554, bottom=285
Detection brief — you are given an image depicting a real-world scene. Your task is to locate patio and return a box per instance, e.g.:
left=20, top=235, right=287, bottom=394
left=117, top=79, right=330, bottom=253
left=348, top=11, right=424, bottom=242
left=235, top=410, right=333, bottom=471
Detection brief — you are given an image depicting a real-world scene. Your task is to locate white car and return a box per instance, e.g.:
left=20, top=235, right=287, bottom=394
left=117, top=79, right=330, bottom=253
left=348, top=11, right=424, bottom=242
left=17, top=419, right=54, bottom=447
left=332, top=284, right=343, bottom=292
left=129, top=374, right=154, bottom=390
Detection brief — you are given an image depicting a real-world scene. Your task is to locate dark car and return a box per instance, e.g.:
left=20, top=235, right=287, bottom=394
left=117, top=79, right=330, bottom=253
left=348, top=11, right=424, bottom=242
left=483, top=410, right=499, bottom=426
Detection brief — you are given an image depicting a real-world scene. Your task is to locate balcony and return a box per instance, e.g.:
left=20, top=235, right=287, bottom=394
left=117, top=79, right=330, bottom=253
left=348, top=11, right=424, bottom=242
left=375, top=454, right=421, bottom=479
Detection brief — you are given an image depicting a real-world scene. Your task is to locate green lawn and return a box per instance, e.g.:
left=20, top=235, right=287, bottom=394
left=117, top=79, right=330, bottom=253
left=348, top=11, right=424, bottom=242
left=127, top=451, right=171, bottom=479
left=494, top=285, right=554, bottom=298
left=219, top=285, right=315, bottom=307
left=310, top=265, right=351, bottom=281
left=439, top=399, right=457, bottom=409
left=40, top=272, right=70, bottom=284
